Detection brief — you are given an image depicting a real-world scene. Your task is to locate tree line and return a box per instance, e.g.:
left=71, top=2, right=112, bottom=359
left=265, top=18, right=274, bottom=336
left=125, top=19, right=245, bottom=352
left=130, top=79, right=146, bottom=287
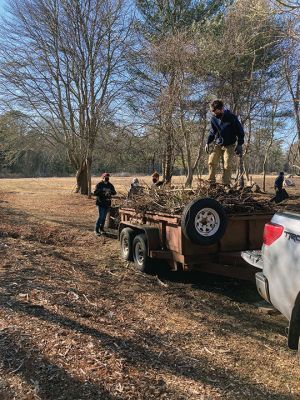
left=0, top=0, right=299, bottom=192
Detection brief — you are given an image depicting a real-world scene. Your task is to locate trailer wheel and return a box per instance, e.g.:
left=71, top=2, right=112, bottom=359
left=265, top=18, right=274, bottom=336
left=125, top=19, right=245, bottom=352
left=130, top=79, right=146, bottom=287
left=181, top=198, right=227, bottom=245
left=133, top=234, right=155, bottom=274
left=120, top=228, right=135, bottom=261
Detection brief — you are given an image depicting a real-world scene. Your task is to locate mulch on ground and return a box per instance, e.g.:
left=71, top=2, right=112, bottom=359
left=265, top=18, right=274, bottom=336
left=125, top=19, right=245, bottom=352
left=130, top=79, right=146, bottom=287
left=0, top=177, right=299, bottom=399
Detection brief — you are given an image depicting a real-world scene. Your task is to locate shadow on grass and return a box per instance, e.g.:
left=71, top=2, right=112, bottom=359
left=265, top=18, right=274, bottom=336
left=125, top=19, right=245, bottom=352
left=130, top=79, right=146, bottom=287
left=0, top=297, right=295, bottom=400
left=0, top=205, right=92, bottom=235
left=0, top=330, right=119, bottom=400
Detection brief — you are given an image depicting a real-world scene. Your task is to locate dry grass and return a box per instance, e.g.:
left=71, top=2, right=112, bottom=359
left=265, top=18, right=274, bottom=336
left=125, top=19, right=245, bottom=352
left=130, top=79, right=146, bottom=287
left=0, top=176, right=300, bottom=399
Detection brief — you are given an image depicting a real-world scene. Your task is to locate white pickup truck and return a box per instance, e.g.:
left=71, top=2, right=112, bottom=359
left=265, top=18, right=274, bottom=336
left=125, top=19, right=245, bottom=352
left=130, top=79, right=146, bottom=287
left=242, top=211, right=300, bottom=351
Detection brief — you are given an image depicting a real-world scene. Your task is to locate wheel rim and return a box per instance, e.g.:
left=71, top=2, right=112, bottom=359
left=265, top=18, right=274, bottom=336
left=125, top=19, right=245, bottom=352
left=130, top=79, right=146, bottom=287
left=122, top=236, right=129, bottom=256
left=194, top=207, right=220, bottom=237
left=134, top=242, right=144, bottom=266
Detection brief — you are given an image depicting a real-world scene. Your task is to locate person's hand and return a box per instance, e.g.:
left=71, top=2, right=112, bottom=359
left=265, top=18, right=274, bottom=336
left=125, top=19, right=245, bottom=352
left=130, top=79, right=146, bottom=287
left=235, top=144, right=243, bottom=156
left=205, top=144, right=210, bottom=154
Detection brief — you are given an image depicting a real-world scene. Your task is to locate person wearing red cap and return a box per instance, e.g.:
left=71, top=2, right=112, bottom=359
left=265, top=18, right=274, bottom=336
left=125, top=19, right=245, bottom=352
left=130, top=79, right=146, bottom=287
left=93, top=173, right=116, bottom=235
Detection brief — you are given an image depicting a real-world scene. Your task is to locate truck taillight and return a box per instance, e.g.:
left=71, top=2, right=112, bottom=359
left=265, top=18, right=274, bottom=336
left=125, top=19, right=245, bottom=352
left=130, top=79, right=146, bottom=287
left=263, top=223, right=284, bottom=246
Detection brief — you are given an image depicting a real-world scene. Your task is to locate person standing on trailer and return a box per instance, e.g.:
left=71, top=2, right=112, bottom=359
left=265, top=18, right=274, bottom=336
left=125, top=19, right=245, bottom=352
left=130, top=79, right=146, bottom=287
left=205, top=99, right=245, bottom=188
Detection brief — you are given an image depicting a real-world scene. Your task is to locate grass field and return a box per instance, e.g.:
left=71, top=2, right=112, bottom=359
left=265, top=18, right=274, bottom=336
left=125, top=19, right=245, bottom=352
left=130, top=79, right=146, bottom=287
left=0, top=175, right=300, bottom=399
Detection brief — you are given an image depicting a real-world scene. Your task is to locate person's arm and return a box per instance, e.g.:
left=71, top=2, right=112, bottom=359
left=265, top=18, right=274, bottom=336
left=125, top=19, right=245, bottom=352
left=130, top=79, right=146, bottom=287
left=93, top=183, right=101, bottom=196
left=110, top=184, right=116, bottom=196
left=207, top=120, right=217, bottom=144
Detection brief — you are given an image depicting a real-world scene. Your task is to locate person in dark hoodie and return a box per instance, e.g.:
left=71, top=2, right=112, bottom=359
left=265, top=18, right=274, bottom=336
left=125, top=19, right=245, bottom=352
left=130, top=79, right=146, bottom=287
left=205, top=99, right=245, bottom=187
left=271, top=171, right=289, bottom=203
left=93, top=172, right=116, bottom=235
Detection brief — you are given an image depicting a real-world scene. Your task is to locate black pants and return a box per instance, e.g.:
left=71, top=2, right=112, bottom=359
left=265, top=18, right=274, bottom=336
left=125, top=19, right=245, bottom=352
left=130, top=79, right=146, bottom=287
left=271, top=189, right=289, bottom=204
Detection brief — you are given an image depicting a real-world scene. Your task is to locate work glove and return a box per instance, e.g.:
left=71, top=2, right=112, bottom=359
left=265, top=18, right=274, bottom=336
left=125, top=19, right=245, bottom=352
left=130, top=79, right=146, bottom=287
left=234, top=144, right=243, bottom=156
left=205, top=144, right=210, bottom=154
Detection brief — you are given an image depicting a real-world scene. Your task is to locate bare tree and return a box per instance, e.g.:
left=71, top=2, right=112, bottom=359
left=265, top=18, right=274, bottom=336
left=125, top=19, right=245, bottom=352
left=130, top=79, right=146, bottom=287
left=283, top=47, right=300, bottom=160
left=0, top=0, right=132, bottom=195
left=157, top=34, right=209, bottom=187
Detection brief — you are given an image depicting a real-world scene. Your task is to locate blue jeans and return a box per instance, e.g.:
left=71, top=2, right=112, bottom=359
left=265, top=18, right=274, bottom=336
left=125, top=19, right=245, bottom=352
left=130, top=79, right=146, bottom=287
left=95, top=206, right=108, bottom=231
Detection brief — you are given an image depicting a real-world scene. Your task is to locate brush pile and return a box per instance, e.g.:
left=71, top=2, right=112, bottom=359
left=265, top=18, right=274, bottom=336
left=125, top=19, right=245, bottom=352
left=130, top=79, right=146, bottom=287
left=123, top=180, right=277, bottom=215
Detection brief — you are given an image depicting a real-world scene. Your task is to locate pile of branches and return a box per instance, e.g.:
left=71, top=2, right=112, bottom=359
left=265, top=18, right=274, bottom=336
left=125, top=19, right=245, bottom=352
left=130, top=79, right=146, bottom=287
left=123, top=181, right=277, bottom=215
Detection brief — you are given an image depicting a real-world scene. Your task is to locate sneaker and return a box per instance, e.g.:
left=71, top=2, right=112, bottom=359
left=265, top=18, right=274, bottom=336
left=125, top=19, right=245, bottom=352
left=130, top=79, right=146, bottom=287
left=94, top=230, right=101, bottom=236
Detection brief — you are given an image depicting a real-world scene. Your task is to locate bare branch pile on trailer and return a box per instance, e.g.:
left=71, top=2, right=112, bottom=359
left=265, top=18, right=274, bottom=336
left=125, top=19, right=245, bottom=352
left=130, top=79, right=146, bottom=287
left=123, top=181, right=276, bottom=215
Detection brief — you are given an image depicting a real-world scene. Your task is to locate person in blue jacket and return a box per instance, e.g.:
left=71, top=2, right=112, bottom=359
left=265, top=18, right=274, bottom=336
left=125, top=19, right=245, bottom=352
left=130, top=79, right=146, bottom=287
left=205, top=99, right=245, bottom=187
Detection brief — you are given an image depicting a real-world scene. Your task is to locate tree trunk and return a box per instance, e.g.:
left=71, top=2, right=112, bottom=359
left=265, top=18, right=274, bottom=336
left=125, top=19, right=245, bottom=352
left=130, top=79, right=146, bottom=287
left=185, top=169, right=193, bottom=187
left=238, top=156, right=244, bottom=189
left=76, top=163, right=88, bottom=195
left=163, top=132, right=173, bottom=183
left=86, top=156, right=92, bottom=198
left=243, top=159, right=250, bottom=183
left=262, top=140, right=273, bottom=192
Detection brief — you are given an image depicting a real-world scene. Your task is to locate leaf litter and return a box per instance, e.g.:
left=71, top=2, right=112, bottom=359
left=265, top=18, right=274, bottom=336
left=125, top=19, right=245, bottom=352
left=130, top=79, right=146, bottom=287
left=0, top=177, right=299, bottom=399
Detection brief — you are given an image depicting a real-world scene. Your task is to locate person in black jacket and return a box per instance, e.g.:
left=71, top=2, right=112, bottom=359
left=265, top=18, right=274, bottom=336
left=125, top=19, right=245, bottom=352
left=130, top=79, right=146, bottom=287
left=205, top=99, right=244, bottom=187
left=271, top=172, right=289, bottom=203
left=93, top=172, right=116, bottom=235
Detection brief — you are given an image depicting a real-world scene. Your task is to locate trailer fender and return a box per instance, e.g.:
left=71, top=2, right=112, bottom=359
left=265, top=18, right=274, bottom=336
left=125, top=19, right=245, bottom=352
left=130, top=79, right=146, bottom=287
left=119, top=223, right=161, bottom=255
left=142, top=227, right=161, bottom=255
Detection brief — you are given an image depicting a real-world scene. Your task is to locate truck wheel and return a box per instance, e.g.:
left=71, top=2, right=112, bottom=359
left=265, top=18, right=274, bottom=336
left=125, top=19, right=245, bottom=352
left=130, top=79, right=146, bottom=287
left=120, top=228, right=135, bottom=261
left=133, top=234, right=154, bottom=274
left=181, top=197, right=227, bottom=245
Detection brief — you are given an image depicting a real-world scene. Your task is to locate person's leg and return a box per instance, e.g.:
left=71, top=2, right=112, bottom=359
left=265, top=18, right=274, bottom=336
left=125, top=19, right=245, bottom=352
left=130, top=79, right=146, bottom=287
left=282, top=188, right=289, bottom=200
left=99, top=207, right=108, bottom=232
left=275, top=189, right=283, bottom=203
left=223, top=144, right=235, bottom=186
left=95, top=206, right=102, bottom=234
left=95, top=206, right=108, bottom=233
left=276, top=188, right=289, bottom=203
left=208, top=145, right=222, bottom=184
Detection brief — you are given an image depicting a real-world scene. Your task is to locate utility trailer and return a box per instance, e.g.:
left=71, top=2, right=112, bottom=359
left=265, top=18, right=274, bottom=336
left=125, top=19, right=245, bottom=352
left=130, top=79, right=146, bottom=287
left=118, top=197, right=273, bottom=280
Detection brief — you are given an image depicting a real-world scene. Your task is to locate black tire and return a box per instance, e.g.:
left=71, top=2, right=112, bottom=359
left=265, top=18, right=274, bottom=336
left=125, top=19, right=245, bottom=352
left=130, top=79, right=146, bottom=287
left=132, top=233, right=155, bottom=274
left=181, top=197, right=227, bottom=245
left=120, top=228, right=135, bottom=261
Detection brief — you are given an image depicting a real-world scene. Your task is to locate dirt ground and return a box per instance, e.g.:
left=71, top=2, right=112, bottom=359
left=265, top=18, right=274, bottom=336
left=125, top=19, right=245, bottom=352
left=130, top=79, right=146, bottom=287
left=0, top=175, right=300, bottom=400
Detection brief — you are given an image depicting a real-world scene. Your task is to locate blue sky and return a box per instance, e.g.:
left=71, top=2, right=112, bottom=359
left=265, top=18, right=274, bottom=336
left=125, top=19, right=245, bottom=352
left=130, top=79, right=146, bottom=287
left=0, top=1, right=6, bottom=16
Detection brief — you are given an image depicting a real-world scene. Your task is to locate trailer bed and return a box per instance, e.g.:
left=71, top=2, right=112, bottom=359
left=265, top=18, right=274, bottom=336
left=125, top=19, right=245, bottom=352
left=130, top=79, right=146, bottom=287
left=118, top=205, right=273, bottom=280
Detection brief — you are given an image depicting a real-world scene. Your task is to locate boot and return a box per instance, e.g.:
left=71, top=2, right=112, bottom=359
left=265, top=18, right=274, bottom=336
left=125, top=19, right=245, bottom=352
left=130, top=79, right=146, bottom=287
left=95, top=226, right=101, bottom=236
